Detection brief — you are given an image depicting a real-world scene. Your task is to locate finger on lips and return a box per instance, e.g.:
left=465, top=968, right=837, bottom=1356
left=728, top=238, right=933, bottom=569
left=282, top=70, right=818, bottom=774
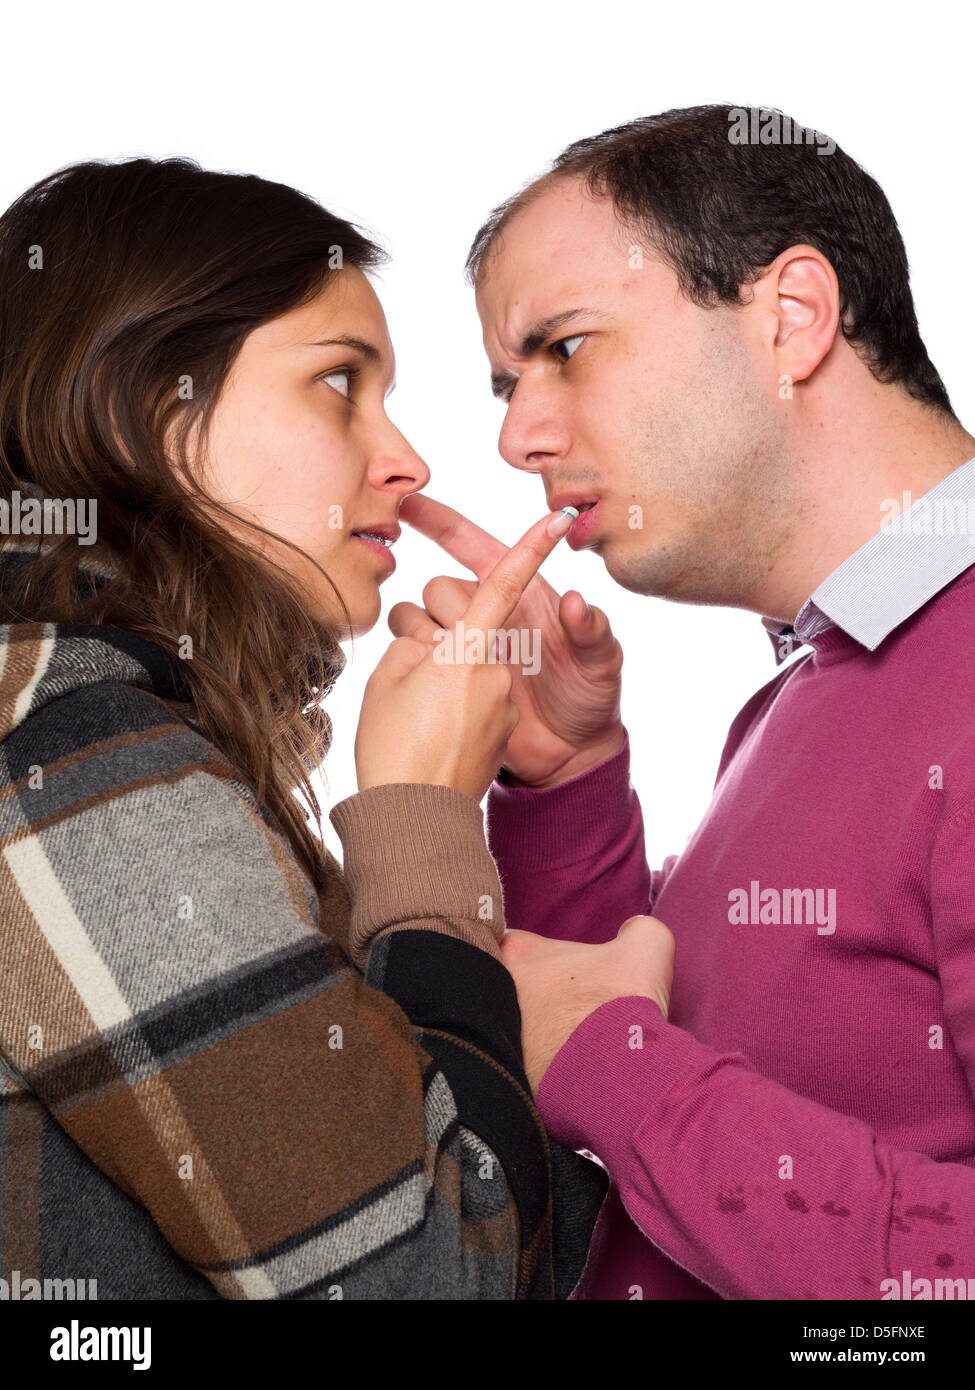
left=463, top=509, right=576, bottom=633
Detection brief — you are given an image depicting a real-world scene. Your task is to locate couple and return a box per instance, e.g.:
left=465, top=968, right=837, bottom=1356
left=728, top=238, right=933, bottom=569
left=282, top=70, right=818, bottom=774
left=2, top=102, right=974, bottom=1302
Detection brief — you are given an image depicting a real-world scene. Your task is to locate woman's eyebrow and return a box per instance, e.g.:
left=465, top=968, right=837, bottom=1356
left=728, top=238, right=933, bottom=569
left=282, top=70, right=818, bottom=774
left=304, top=334, right=383, bottom=362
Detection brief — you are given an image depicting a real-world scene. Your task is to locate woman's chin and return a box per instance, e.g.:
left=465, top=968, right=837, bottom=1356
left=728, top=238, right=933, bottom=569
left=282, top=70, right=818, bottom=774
left=340, top=593, right=383, bottom=641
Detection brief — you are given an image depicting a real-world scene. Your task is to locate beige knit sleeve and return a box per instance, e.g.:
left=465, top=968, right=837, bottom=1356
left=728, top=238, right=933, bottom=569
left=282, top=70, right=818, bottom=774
left=328, top=782, right=506, bottom=971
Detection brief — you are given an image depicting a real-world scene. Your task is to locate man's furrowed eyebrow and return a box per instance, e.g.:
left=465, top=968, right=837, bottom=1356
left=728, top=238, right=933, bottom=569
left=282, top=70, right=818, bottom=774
left=304, top=334, right=383, bottom=362
left=490, top=307, right=613, bottom=399
left=517, top=307, right=613, bottom=357
left=491, top=368, right=518, bottom=400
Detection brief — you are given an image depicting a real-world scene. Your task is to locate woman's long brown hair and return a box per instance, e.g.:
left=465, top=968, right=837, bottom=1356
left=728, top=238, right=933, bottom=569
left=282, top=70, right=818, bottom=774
left=0, top=157, right=387, bottom=892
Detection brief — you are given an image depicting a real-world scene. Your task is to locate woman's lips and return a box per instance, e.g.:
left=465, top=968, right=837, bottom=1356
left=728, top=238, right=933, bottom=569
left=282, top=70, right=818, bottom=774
left=566, top=500, right=601, bottom=550
left=353, top=532, right=396, bottom=571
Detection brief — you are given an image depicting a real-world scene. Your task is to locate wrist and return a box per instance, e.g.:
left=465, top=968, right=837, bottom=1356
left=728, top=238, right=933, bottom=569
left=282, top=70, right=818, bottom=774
left=504, top=725, right=626, bottom=790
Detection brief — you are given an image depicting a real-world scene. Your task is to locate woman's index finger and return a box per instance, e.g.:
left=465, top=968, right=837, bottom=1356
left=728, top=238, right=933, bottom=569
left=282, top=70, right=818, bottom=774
left=462, top=509, right=575, bottom=634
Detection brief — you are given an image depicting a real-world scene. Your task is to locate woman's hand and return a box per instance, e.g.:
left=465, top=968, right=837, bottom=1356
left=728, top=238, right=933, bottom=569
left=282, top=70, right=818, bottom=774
left=354, top=508, right=575, bottom=802
left=390, top=494, right=625, bottom=789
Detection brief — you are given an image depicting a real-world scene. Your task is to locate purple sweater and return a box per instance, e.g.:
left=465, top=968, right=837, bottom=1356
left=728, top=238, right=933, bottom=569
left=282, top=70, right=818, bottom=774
left=486, top=562, right=975, bottom=1300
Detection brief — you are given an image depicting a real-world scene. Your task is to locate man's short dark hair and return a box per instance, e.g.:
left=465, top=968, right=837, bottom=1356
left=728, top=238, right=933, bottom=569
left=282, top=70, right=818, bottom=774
left=466, top=104, right=954, bottom=417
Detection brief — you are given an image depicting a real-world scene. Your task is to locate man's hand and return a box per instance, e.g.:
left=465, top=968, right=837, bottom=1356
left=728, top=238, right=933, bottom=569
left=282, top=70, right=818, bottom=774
left=500, top=916, right=676, bottom=1094
left=390, top=493, right=625, bottom=788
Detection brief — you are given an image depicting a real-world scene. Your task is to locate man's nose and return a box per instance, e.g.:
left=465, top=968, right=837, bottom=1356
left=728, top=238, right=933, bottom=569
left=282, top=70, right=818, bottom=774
left=498, top=384, right=570, bottom=473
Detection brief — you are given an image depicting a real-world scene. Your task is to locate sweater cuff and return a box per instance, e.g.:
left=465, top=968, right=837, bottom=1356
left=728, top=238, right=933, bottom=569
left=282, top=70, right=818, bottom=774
left=535, top=995, right=745, bottom=1171
left=329, top=782, right=506, bottom=971
left=486, top=727, right=636, bottom=870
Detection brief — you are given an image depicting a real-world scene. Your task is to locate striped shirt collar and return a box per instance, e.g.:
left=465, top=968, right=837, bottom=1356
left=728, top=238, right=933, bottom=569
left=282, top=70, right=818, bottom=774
left=763, top=454, right=975, bottom=664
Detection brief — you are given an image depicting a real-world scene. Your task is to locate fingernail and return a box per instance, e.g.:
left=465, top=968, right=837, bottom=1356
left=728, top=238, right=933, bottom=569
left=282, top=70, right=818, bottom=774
left=548, top=506, right=578, bottom=538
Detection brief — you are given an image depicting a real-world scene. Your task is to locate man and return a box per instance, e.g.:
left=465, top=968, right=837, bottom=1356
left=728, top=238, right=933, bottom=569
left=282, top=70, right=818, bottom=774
left=392, top=103, right=975, bottom=1299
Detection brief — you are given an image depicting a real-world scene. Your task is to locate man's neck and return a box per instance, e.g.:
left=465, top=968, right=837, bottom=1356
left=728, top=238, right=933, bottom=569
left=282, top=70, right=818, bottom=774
left=757, top=387, right=975, bottom=627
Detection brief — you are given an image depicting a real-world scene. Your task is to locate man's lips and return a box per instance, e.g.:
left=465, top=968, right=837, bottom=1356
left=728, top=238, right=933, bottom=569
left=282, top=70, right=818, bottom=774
left=547, top=494, right=601, bottom=549
left=548, top=491, right=599, bottom=515
left=565, top=499, right=601, bottom=550
left=548, top=493, right=601, bottom=548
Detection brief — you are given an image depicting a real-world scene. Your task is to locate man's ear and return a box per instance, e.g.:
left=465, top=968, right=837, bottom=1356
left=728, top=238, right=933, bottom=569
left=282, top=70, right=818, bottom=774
left=763, top=244, right=841, bottom=387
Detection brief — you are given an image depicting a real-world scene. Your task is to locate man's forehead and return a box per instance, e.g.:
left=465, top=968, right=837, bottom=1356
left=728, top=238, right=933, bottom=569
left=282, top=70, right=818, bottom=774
left=483, top=282, right=618, bottom=357
left=475, top=186, right=633, bottom=342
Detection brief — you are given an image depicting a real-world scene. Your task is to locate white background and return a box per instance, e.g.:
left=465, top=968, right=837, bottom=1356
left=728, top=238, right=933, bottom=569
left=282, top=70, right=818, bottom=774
left=4, top=1, right=972, bottom=871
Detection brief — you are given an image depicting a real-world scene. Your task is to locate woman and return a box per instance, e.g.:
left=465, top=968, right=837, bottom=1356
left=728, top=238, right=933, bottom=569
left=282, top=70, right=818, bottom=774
left=0, top=157, right=604, bottom=1299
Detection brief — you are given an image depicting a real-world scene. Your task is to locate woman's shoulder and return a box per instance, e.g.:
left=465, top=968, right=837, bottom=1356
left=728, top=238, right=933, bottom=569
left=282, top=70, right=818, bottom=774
left=1, top=618, right=245, bottom=804
left=0, top=621, right=342, bottom=982
left=0, top=618, right=325, bottom=919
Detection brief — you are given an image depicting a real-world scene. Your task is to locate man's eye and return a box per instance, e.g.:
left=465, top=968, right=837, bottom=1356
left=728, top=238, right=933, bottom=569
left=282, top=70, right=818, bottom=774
left=552, top=334, right=585, bottom=362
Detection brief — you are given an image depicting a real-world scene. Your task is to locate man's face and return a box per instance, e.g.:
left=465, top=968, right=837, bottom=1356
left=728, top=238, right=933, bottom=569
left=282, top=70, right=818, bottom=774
left=475, top=176, right=797, bottom=608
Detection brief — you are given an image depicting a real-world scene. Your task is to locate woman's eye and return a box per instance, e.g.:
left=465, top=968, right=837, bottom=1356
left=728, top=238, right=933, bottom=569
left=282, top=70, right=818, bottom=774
left=320, top=368, right=352, bottom=398
left=552, top=334, right=585, bottom=362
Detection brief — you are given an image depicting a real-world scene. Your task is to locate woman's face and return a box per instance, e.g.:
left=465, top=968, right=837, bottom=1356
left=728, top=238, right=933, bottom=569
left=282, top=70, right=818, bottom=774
left=198, top=267, right=429, bottom=637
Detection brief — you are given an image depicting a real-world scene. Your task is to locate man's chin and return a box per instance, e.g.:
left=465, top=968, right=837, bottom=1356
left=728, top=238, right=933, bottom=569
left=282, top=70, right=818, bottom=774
left=596, top=540, right=656, bottom=597
left=599, top=540, right=685, bottom=599
left=607, top=568, right=659, bottom=598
